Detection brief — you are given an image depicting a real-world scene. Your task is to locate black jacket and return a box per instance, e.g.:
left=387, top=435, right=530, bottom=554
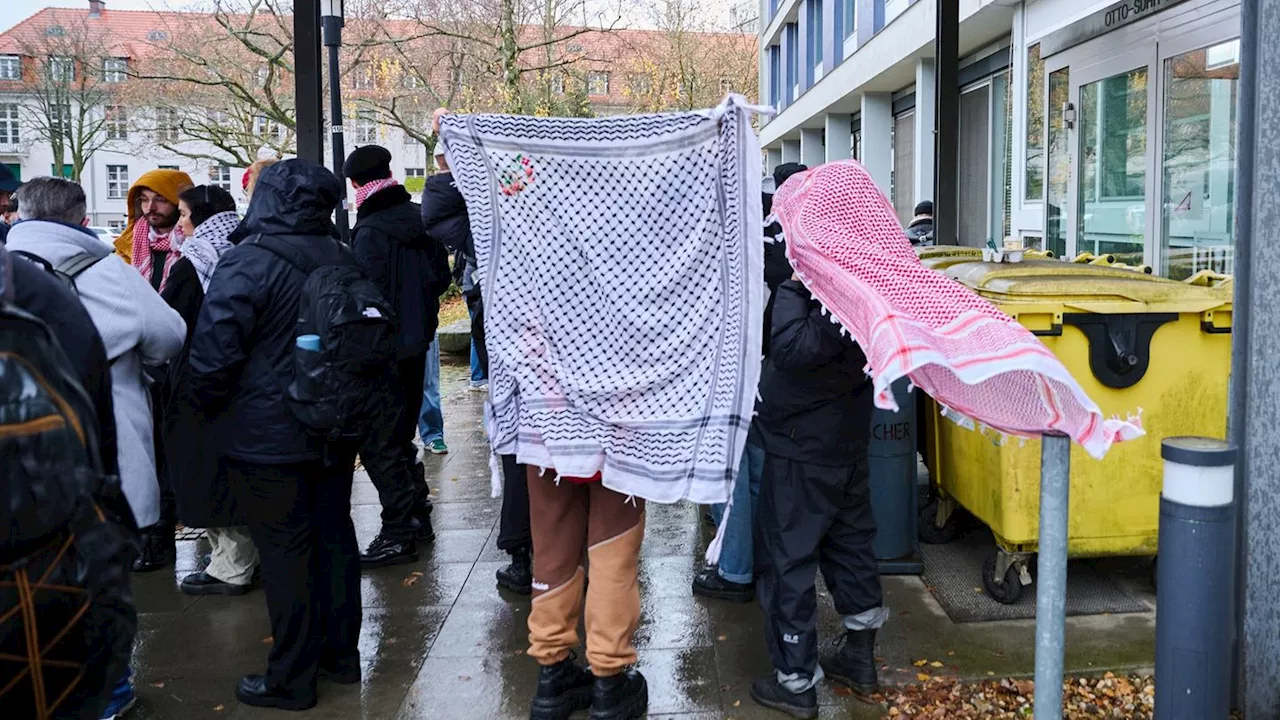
left=422, top=172, right=474, bottom=260
left=751, top=280, right=874, bottom=466
left=352, top=185, right=451, bottom=357
left=761, top=201, right=792, bottom=356
left=187, top=159, right=345, bottom=465
left=905, top=217, right=934, bottom=245
left=12, top=252, right=119, bottom=478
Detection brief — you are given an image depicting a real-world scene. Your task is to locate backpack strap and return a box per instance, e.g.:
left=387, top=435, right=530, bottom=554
left=0, top=245, right=12, bottom=305
left=57, top=246, right=111, bottom=280
left=252, top=234, right=322, bottom=276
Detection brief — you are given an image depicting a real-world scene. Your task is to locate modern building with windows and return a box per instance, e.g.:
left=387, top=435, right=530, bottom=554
left=759, top=0, right=1240, bottom=280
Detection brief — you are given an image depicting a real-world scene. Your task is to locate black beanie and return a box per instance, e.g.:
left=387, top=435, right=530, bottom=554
left=914, top=200, right=934, bottom=216
left=343, top=145, right=393, bottom=185
left=773, top=162, right=808, bottom=190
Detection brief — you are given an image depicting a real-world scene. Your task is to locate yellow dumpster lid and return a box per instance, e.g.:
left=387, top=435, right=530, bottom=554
left=927, top=259, right=1231, bottom=314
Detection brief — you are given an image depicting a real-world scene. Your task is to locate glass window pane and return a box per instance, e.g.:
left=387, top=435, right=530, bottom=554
left=1078, top=67, right=1148, bottom=265
left=1025, top=44, right=1045, bottom=201
left=1045, top=67, right=1070, bottom=257
left=958, top=84, right=990, bottom=247
left=1161, top=40, right=1238, bottom=280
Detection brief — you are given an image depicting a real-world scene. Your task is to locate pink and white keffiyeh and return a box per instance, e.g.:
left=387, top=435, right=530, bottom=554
left=772, top=160, right=1143, bottom=459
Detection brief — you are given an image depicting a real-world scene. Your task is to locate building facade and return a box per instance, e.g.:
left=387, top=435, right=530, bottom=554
left=759, top=0, right=1240, bottom=280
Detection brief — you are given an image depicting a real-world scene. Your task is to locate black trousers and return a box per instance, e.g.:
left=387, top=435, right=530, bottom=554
left=228, top=455, right=361, bottom=699
left=496, top=454, right=531, bottom=553
left=467, top=294, right=487, bottom=375
left=364, top=352, right=432, bottom=540
left=756, top=453, right=882, bottom=677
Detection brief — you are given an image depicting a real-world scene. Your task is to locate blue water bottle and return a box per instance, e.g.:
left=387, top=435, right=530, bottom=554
left=296, top=334, right=321, bottom=351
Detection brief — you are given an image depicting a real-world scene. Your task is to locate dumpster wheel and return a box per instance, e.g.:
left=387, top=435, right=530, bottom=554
left=981, top=552, right=1026, bottom=604
left=918, top=497, right=959, bottom=544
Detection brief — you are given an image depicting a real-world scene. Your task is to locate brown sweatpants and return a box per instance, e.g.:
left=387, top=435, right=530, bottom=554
left=526, top=467, right=646, bottom=677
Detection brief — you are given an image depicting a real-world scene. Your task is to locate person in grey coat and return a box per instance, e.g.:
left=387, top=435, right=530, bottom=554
left=7, top=177, right=186, bottom=540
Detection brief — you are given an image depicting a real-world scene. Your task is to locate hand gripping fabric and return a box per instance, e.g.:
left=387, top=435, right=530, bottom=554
left=440, top=96, right=767, bottom=505
left=772, top=161, right=1143, bottom=459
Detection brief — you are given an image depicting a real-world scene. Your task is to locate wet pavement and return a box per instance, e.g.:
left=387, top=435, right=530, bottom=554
left=128, top=360, right=1155, bottom=719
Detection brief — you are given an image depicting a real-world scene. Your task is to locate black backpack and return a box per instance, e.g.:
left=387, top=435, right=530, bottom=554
left=252, top=235, right=399, bottom=442
left=0, top=247, right=137, bottom=720
left=11, top=245, right=111, bottom=294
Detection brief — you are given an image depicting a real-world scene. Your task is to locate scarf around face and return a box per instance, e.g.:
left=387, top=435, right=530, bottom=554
left=131, top=219, right=184, bottom=291
left=439, top=96, right=767, bottom=506
left=355, top=178, right=400, bottom=209
left=113, top=168, right=194, bottom=263
left=771, top=160, right=1144, bottom=459
left=183, top=211, right=239, bottom=291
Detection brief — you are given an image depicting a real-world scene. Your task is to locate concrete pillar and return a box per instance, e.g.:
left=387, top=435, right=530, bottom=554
left=825, top=113, right=852, bottom=162
left=860, top=92, right=892, bottom=194
left=766, top=147, right=783, bottom=174
left=914, top=58, right=936, bottom=207
left=821, top=0, right=839, bottom=75
left=798, top=0, right=812, bottom=90
left=1235, top=0, right=1280, bottom=715
left=781, top=139, right=801, bottom=164
left=800, top=127, right=824, bottom=167
left=780, top=24, right=795, bottom=107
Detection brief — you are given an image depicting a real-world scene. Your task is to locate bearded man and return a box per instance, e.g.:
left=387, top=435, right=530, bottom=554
left=113, top=168, right=195, bottom=292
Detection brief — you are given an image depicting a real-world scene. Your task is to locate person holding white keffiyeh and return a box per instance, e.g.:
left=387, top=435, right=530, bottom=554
left=157, top=185, right=261, bottom=597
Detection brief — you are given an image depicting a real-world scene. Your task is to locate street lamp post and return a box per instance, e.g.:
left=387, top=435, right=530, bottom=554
left=320, top=0, right=349, bottom=240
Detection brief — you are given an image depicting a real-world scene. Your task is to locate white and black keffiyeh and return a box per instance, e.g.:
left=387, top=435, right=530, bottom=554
left=440, top=96, right=766, bottom=506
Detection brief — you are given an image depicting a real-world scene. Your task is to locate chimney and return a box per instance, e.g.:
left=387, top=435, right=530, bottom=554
left=89, top=0, right=105, bottom=18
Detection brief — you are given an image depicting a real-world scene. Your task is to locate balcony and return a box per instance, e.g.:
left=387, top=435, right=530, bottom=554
left=0, top=142, right=27, bottom=156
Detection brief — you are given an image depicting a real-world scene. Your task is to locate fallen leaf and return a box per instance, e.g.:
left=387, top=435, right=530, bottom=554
left=930, top=661, right=944, bottom=668
left=459, top=675, right=472, bottom=681
left=718, top=635, right=727, bottom=641
left=733, top=700, right=740, bottom=707
left=213, top=705, right=225, bottom=712
left=916, top=673, right=931, bottom=681
left=262, top=636, right=273, bottom=644
left=832, top=685, right=854, bottom=696
left=150, top=682, right=165, bottom=689
left=913, top=659, right=929, bottom=667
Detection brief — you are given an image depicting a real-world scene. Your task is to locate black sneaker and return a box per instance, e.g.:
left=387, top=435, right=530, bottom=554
left=589, top=668, right=647, bottom=720
left=132, top=527, right=175, bottom=573
left=413, top=511, right=436, bottom=543
left=749, top=675, right=817, bottom=719
left=235, top=674, right=316, bottom=712
left=496, top=547, right=533, bottom=595
left=181, top=571, right=252, bottom=596
left=530, top=652, right=593, bottom=720
left=691, top=568, right=754, bottom=603
left=820, top=629, right=879, bottom=696
left=360, top=533, right=418, bottom=569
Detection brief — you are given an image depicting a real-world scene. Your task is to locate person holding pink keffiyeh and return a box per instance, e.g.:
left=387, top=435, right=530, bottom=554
left=112, top=168, right=194, bottom=293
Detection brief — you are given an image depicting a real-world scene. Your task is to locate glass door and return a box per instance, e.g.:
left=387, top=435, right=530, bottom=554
left=1157, top=38, right=1240, bottom=279
left=1073, top=60, right=1155, bottom=266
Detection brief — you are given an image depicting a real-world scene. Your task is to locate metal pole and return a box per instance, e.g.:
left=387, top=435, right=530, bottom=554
left=322, top=12, right=349, bottom=241
left=1033, top=433, right=1070, bottom=720
left=1155, top=438, right=1236, bottom=720
left=933, top=0, right=959, bottom=246
left=293, top=0, right=323, bottom=164
left=1233, top=0, right=1280, bottom=714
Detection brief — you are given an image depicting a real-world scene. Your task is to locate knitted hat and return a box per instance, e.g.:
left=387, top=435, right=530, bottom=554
left=914, top=200, right=934, bottom=216
left=773, top=162, right=808, bottom=190
left=343, top=145, right=393, bottom=185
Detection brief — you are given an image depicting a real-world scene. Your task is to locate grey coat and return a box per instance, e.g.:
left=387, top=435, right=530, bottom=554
left=7, top=220, right=186, bottom=528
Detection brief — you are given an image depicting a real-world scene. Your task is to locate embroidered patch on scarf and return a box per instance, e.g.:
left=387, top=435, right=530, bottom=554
left=439, top=96, right=767, bottom=505
left=772, top=160, right=1144, bottom=459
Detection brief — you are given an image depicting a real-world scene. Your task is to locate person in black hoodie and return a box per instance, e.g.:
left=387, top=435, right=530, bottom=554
left=186, top=159, right=362, bottom=711
left=421, top=132, right=533, bottom=595
left=343, top=145, right=451, bottom=568
left=748, top=267, right=887, bottom=719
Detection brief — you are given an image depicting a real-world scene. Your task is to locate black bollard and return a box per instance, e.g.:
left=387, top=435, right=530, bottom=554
left=1155, top=437, right=1237, bottom=720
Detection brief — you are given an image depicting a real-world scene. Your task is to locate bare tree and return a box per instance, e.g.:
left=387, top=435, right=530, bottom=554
left=128, top=0, right=384, bottom=166
left=14, top=16, right=120, bottom=182
left=622, top=0, right=758, bottom=112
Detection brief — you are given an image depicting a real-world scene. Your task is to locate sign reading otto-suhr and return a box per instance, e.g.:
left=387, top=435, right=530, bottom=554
left=1041, top=0, right=1190, bottom=56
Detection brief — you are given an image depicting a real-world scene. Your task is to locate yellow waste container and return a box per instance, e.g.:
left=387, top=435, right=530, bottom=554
left=912, top=254, right=1233, bottom=603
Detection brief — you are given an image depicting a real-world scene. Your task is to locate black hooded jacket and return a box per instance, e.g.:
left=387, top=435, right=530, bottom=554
left=186, top=159, right=348, bottom=464
left=751, top=280, right=874, bottom=466
left=421, top=172, right=474, bottom=262
left=352, top=185, right=451, bottom=357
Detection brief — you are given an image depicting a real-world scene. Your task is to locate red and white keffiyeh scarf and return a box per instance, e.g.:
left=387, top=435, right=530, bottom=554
left=130, top=219, right=183, bottom=290
left=355, top=178, right=399, bottom=208
left=772, top=160, right=1143, bottom=459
